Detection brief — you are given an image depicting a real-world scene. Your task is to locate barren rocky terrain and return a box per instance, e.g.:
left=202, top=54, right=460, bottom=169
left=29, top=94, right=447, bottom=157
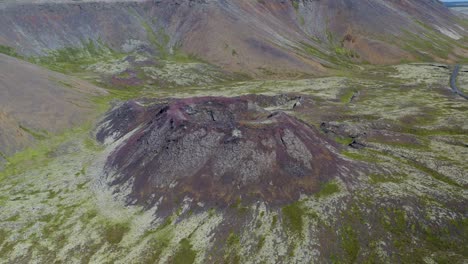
left=0, top=0, right=467, bottom=263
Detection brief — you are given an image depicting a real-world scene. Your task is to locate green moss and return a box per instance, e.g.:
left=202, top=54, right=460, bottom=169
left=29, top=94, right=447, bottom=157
left=288, top=243, right=297, bottom=257
left=208, top=208, right=216, bottom=218
left=0, top=45, right=22, bottom=58
left=334, top=136, right=354, bottom=146
left=172, top=238, right=196, bottom=264
left=5, top=214, right=20, bottom=222
left=282, top=202, right=304, bottom=236
left=397, top=126, right=467, bottom=137
left=381, top=208, right=407, bottom=235
left=33, top=40, right=123, bottom=74
left=141, top=21, right=169, bottom=58
left=102, top=222, right=130, bottom=244
left=39, top=214, right=55, bottom=223
left=365, top=148, right=461, bottom=188
left=340, top=88, right=359, bottom=103
left=47, top=190, right=60, bottom=199
left=0, top=122, right=96, bottom=181
left=335, top=47, right=359, bottom=59
left=271, top=215, right=278, bottom=229
left=0, top=241, right=16, bottom=258
left=291, top=0, right=299, bottom=11
left=410, top=161, right=461, bottom=187
left=315, top=181, right=340, bottom=198
left=0, top=229, right=8, bottom=247
left=227, top=232, right=240, bottom=247
left=341, top=225, right=360, bottom=263
left=299, top=15, right=305, bottom=26
left=141, top=221, right=175, bottom=263
left=230, top=197, right=249, bottom=214
left=298, top=42, right=351, bottom=69
left=369, top=173, right=406, bottom=184
left=342, top=150, right=383, bottom=163
left=80, top=209, right=98, bottom=222
left=400, top=22, right=460, bottom=61
left=256, top=235, right=266, bottom=251
left=224, top=232, right=241, bottom=264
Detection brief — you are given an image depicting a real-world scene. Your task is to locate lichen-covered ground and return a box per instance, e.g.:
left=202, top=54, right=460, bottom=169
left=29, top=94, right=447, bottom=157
left=0, top=63, right=467, bottom=263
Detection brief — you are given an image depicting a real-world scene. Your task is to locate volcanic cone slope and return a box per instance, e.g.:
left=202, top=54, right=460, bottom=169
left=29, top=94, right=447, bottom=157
left=97, top=95, right=352, bottom=209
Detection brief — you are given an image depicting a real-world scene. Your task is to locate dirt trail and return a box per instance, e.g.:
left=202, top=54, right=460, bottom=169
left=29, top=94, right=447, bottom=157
left=450, top=65, right=468, bottom=100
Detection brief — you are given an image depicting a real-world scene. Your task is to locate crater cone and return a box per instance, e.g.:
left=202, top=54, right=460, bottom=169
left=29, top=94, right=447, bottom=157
left=97, top=95, right=349, bottom=209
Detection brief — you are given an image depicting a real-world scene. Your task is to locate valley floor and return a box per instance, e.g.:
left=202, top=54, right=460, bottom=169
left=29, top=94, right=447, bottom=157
left=0, top=63, right=467, bottom=263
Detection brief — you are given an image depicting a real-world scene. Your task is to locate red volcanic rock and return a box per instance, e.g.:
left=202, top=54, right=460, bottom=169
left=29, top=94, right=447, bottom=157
left=97, top=95, right=350, bottom=209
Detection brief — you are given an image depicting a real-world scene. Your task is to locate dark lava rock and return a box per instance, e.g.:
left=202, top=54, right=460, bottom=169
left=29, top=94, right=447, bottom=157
left=97, top=95, right=351, bottom=209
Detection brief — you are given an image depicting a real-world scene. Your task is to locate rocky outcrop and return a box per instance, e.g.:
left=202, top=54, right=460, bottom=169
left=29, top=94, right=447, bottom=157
left=97, top=95, right=351, bottom=209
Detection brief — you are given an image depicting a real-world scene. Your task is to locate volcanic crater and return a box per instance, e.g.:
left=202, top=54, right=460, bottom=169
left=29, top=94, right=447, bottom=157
left=97, top=95, right=350, bottom=209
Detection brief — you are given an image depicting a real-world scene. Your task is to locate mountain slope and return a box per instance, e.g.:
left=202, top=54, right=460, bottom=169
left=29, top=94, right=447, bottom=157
left=0, top=0, right=467, bottom=76
left=0, top=53, right=106, bottom=155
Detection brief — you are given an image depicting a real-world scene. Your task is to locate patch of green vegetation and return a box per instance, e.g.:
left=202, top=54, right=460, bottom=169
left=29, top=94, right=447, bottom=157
left=368, top=138, right=428, bottom=151
left=172, top=238, right=197, bottom=264
left=335, top=47, right=359, bottom=59
left=33, top=40, right=123, bottom=74
left=282, top=202, right=304, bottom=236
left=0, top=229, right=8, bottom=246
left=227, top=232, right=240, bottom=247
left=47, top=190, right=60, bottom=199
left=224, top=232, right=241, bottom=264
left=341, top=225, right=360, bottom=263
left=57, top=80, right=73, bottom=89
left=381, top=208, right=407, bottom=235
left=342, top=150, right=383, bottom=163
left=397, top=125, right=467, bottom=137
left=364, top=148, right=461, bottom=188
left=315, top=181, right=340, bottom=198
left=291, top=0, right=299, bottom=11
left=141, top=21, right=169, bottom=58
left=39, top=213, right=55, bottom=223
left=411, top=161, right=461, bottom=187
left=400, top=23, right=461, bottom=61
left=0, top=45, right=22, bottom=58
left=0, top=121, right=97, bottom=181
left=256, top=235, right=266, bottom=251
left=230, top=197, right=249, bottom=214
left=0, top=241, right=16, bottom=258
left=299, top=15, right=305, bottom=26
left=271, top=215, right=278, bottom=230
left=288, top=243, right=297, bottom=257
left=5, top=214, right=20, bottom=222
left=334, top=136, right=354, bottom=146
left=375, top=206, right=461, bottom=262
left=102, top=222, right=130, bottom=244
left=369, top=173, right=407, bottom=184
left=340, top=88, right=358, bottom=103
left=298, top=42, right=351, bottom=69
left=80, top=209, right=98, bottom=222
left=141, top=219, right=175, bottom=263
